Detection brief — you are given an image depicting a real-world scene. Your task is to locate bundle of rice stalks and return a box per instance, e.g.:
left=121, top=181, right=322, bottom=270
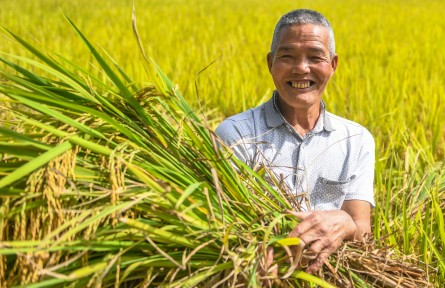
left=0, top=18, right=433, bottom=287
left=328, top=241, right=433, bottom=287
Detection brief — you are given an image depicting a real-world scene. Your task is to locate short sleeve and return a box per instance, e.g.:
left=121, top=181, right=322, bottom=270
left=345, top=129, right=375, bottom=207
left=215, top=119, right=253, bottom=165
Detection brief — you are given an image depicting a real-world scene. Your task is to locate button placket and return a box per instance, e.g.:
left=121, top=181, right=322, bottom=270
left=294, top=140, right=306, bottom=195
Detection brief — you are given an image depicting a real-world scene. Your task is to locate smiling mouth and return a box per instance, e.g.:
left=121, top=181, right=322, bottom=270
left=288, top=80, right=314, bottom=89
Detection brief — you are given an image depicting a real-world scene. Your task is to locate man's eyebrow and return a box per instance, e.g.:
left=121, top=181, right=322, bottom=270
left=307, top=47, right=327, bottom=54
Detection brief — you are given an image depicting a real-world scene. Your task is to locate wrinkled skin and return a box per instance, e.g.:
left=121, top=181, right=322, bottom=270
left=267, top=24, right=338, bottom=136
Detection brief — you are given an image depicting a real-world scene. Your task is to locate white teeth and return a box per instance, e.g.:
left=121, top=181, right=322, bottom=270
left=291, top=81, right=310, bottom=89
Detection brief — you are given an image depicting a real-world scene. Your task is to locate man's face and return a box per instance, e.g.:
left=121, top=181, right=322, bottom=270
left=267, top=24, right=338, bottom=112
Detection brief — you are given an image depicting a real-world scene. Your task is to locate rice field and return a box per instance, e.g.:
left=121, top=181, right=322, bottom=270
left=1, top=0, right=444, bottom=287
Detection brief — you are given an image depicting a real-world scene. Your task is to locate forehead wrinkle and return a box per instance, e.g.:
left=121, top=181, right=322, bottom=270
left=276, top=44, right=328, bottom=55
left=276, top=46, right=293, bottom=52
left=274, top=24, right=331, bottom=55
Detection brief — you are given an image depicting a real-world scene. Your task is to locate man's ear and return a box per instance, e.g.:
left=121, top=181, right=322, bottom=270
left=267, top=52, right=273, bottom=73
left=331, top=54, right=339, bottom=73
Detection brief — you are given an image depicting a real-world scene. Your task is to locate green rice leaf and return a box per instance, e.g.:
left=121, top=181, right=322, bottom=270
left=0, top=141, right=72, bottom=189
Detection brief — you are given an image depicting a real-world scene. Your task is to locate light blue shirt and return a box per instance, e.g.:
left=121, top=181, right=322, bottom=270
left=215, top=92, right=375, bottom=211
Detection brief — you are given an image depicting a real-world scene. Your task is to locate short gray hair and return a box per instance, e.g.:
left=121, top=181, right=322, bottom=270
left=270, top=9, right=336, bottom=58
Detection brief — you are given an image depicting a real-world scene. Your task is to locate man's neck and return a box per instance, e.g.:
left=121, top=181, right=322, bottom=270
left=277, top=100, right=321, bottom=137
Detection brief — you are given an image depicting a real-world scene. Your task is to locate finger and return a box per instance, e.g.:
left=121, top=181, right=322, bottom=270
left=268, top=264, right=278, bottom=277
left=266, top=246, right=274, bottom=268
left=307, top=238, right=329, bottom=254
left=257, top=245, right=270, bottom=275
left=288, top=218, right=318, bottom=239
left=306, top=251, right=330, bottom=274
left=285, top=210, right=311, bottom=220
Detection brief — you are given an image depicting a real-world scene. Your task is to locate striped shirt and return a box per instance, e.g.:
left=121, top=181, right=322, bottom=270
left=215, top=92, right=375, bottom=211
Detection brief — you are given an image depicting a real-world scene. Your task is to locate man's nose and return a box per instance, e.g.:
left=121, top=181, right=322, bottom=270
left=291, top=58, right=310, bottom=74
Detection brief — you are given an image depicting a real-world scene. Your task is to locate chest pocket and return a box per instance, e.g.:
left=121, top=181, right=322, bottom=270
left=311, top=177, right=349, bottom=210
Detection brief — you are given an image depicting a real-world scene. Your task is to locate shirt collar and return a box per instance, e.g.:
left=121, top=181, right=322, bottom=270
left=263, top=91, right=284, bottom=127
left=320, top=101, right=334, bottom=132
left=265, top=90, right=334, bottom=132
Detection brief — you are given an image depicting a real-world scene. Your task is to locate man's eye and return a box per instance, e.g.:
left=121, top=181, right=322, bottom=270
left=310, top=56, right=324, bottom=61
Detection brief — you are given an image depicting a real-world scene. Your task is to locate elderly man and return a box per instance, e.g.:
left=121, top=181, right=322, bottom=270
left=215, top=9, right=375, bottom=274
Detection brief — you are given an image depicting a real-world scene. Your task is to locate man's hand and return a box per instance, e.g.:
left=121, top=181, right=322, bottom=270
left=286, top=201, right=371, bottom=274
